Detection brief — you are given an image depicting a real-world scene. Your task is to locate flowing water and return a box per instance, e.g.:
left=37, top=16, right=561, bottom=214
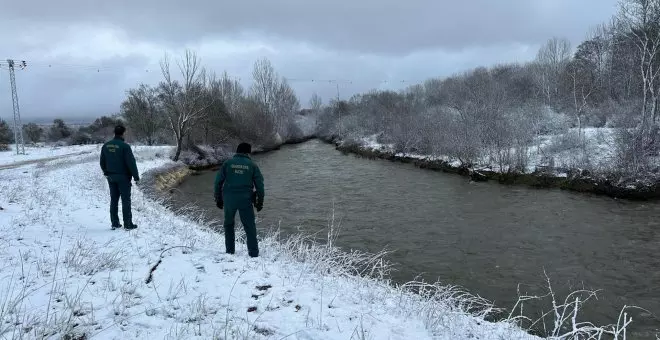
left=172, top=140, right=660, bottom=338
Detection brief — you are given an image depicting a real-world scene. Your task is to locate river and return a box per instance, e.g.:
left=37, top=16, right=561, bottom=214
left=171, top=140, right=660, bottom=338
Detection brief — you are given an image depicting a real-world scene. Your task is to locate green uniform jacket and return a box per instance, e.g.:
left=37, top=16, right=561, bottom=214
left=100, top=137, right=140, bottom=181
left=214, top=153, right=264, bottom=203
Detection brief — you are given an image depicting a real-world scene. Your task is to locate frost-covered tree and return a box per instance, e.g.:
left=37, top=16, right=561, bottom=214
left=309, top=93, right=323, bottom=112
left=22, top=123, right=42, bottom=143
left=534, top=37, right=573, bottom=105
left=218, top=71, right=245, bottom=120
left=121, top=84, right=165, bottom=146
left=158, top=50, right=213, bottom=161
left=189, top=73, right=233, bottom=145
left=249, top=58, right=300, bottom=139
left=617, top=0, right=660, bottom=126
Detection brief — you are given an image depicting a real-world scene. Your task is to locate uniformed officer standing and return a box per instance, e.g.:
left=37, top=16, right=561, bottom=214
left=100, top=125, right=140, bottom=230
left=214, top=142, right=264, bottom=257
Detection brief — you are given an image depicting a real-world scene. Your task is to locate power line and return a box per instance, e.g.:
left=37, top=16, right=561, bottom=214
left=0, top=60, right=431, bottom=85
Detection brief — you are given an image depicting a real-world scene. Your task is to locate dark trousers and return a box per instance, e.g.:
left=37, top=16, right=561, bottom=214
left=223, top=194, right=258, bottom=257
left=107, top=176, right=132, bottom=227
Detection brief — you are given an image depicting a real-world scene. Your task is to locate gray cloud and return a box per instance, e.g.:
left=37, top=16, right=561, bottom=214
left=0, top=0, right=620, bottom=121
left=2, top=0, right=619, bottom=54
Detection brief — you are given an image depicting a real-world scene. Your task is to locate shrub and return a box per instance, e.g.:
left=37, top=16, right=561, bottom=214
left=0, top=119, right=13, bottom=144
left=614, top=126, right=660, bottom=174
left=68, top=131, right=94, bottom=145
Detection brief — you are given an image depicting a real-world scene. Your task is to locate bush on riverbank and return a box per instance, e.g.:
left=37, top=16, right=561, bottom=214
left=175, top=117, right=317, bottom=170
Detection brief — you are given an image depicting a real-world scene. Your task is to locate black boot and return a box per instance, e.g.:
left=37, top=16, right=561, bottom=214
left=124, top=223, right=138, bottom=230
left=111, top=224, right=122, bottom=230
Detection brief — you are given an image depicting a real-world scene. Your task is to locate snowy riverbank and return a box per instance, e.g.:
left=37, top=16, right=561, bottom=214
left=326, top=129, right=660, bottom=200
left=0, top=145, right=634, bottom=339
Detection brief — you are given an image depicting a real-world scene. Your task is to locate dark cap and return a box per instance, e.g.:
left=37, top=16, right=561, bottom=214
left=236, top=142, right=252, bottom=154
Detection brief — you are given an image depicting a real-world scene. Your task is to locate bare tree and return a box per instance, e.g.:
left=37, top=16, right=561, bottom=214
left=309, top=92, right=323, bottom=112
left=249, top=58, right=299, bottom=139
left=158, top=50, right=212, bottom=161
left=309, top=93, right=323, bottom=131
left=535, top=37, right=573, bottom=104
left=273, top=79, right=300, bottom=138
left=562, top=60, right=595, bottom=147
left=192, top=73, right=232, bottom=145
left=121, top=84, right=165, bottom=145
left=250, top=58, right=278, bottom=116
left=219, top=71, right=245, bottom=119
left=617, top=0, right=660, bottom=126
left=593, top=24, right=615, bottom=92
left=233, top=96, right=277, bottom=145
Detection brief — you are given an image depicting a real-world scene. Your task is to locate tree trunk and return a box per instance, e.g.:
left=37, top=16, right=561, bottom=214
left=173, top=136, right=184, bottom=162
left=652, top=94, right=658, bottom=124
left=642, top=85, right=648, bottom=128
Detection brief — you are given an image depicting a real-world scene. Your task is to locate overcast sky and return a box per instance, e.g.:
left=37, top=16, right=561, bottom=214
left=0, top=0, right=619, bottom=122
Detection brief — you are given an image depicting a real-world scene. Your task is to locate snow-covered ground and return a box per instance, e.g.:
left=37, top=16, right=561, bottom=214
left=528, top=128, right=618, bottom=172
left=0, top=145, right=545, bottom=339
left=0, top=144, right=99, bottom=168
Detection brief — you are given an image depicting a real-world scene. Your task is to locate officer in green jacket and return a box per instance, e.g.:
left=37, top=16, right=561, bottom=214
left=214, top=142, right=264, bottom=257
left=100, top=125, right=140, bottom=230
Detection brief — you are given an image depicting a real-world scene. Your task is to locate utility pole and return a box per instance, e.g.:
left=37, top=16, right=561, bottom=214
left=6, top=59, right=26, bottom=155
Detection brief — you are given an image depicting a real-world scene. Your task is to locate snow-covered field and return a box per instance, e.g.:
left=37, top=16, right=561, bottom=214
left=0, top=144, right=99, bottom=168
left=0, top=145, right=634, bottom=339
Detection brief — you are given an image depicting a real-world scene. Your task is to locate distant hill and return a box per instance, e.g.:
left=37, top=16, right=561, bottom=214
left=9, top=116, right=96, bottom=128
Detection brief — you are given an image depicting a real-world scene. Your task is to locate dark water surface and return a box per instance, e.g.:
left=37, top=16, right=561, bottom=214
left=173, top=140, right=660, bottom=338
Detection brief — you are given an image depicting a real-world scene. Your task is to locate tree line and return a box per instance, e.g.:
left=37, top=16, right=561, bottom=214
left=317, top=0, right=660, bottom=176
left=0, top=118, right=107, bottom=150
left=0, top=53, right=303, bottom=161
left=121, top=51, right=302, bottom=161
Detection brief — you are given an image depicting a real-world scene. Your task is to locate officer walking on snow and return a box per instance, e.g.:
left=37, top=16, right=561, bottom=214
left=100, top=125, right=140, bottom=230
left=214, top=142, right=264, bottom=257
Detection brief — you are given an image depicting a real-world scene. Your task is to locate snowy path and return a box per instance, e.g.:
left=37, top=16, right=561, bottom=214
left=0, top=146, right=539, bottom=339
left=0, top=144, right=99, bottom=167
left=0, top=151, right=93, bottom=170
